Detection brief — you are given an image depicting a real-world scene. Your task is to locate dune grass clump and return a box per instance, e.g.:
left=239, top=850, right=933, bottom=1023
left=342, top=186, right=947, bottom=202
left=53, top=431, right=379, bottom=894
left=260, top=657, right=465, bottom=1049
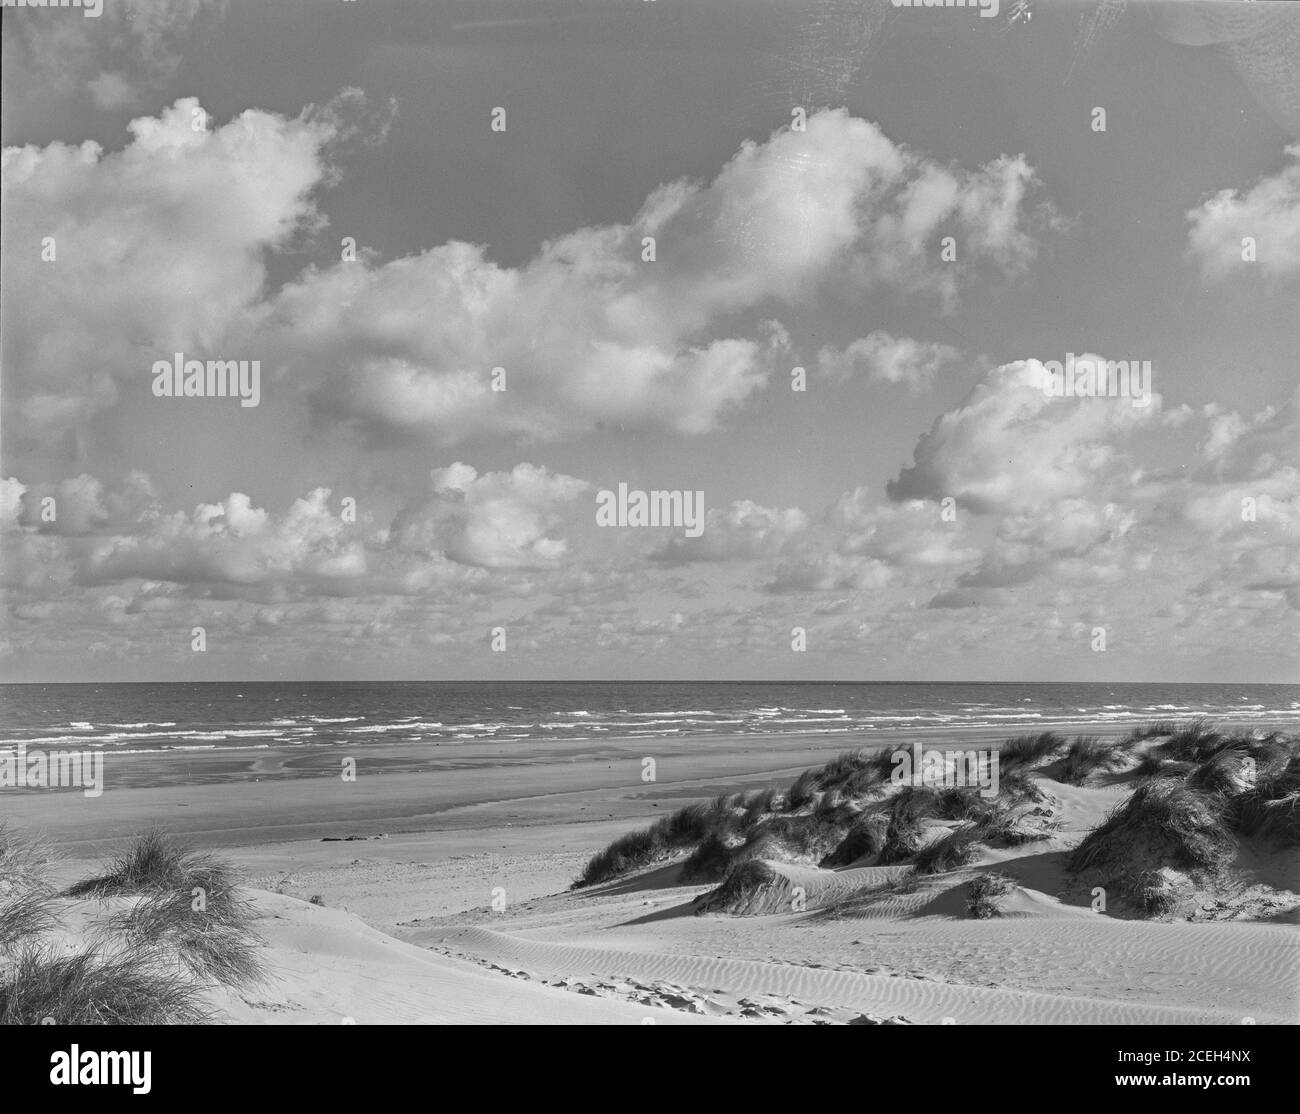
left=654, top=800, right=728, bottom=845
left=1068, top=780, right=1235, bottom=902
left=975, top=804, right=1052, bottom=847
left=815, top=749, right=895, bottom=797
left=679, top=822, right=783, bottom=884
left=814, top=750, right=872, bottom=789
left=999, top=732, right=1066, bottom=772
left=694, top=859, right=781, bottom=916
left=912, top=825, right=982, bottom=875
left=0, top=891, right=60, bottom=955
left=741, top=787, right=780, bottom=825
left=910, top=796, right=1045, bottom=869
left=878, top=814, right=924, bottom=865
left=933, top=787, right=998, bottom=822
left=1135, top=750, right=1185, bottom=779
left=66, top=829, right=237, bottom=908
left=887, top=786, right=944, bottom=822
left=1066, top=733, right=1300, bottom=915
left=1158, top=719, right=1229, bottom=764
left=686, top=806, right=860, bottom=882
left=574, top=827, right=663, bottom=888
left=875, top=786, right=942, bottom=864
left=679, top=832, right=738, bottom=883
left=787, top=768, right=819, bottom=810
left=820, top=815, right=888, bottom=868
left=1, top=825, right=264, bottom=1023
left=0, top=825, right=59, bottom=954
left=102, top=887, right=265, bottom=990
left=1138, top=869, right=1184, bottom=918
left=1164, top=734, right=1300, bottom=847
left=1057, top=735, right=1126, bottom=785
left=1186, top=743, right=1255, bottom=797
left=814, top=789, right=844, bottom=817
left=1000, top=769, right=1048, bottom=803
left=760, top=811, right=853, bottom=861
left=0, top=944, right=212, bottom=1026
left=575, top=796, right=743, bottom=887
left=62, top=830, right=266, bottom=992
left=1232, top=792, right=1300, bottom=846
left=1121, top=722, right=1177, bottom=745
left=1230, top=754, right=1300, bottom=847
left=966, top=873, right=1016, bottom=919
left=0, top=824, right=55, bottom=895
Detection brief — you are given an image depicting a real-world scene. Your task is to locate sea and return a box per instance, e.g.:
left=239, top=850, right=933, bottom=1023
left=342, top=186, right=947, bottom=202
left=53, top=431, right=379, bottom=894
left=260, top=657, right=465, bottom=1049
left=1, top=681, right=1298, bottom=758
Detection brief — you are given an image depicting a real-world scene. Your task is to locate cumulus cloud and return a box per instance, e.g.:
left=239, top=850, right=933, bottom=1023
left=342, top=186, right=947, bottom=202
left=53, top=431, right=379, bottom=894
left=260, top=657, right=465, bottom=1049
left=654, top=500, right=807, bottom=564
left=829, top=494, right=983, bottom=569
left=2, top=475, right=365, bottom=590
left=765, top=551, right=893, bottom=596
left=1178, top=393, right=1300, bottom=541
left=11, top=471, right=157, bottom=535
left=3, top=374, right=1296, bottom=673
left=886, top=355, right=1161, bottom=514
left=1, top=103, right=1055, bottom=453
left=390, top=463, right=589, bottom=570
left=865, top=358, right=1298, bottom=616
left=1186, top=146, right=1300, bottom=280
left=0, top=95, right=361, bottom=442
left=817, top=331, right=963, bottom=390
left=266, top=109, right=1056, bottom=442
left=0, top=478, right=28, bottom=530
left=78, top=488, right=365, bottom=587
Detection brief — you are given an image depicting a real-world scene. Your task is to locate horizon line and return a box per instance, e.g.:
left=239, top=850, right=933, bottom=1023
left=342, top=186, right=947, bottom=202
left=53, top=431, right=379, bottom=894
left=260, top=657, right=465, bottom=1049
left=3, top=678, right=1297, bottom=687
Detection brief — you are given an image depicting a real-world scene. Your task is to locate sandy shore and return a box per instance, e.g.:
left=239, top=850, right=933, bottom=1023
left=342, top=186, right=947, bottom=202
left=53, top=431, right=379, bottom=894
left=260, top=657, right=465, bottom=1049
left=9, top=720, right=1299, bottom=1024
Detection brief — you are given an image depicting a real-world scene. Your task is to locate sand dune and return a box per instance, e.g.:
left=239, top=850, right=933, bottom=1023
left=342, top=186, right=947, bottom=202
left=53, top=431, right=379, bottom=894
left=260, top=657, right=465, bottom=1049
left=402, top=886, right=1297, bottom=1024
left=211, top=891, right=730, bottom=1025
left=10, top=725, right=1298, bottom=1025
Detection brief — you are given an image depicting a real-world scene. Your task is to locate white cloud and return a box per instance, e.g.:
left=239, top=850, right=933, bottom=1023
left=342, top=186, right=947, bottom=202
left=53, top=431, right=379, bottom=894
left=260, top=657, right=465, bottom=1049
left=887, top=355, right=1161, bottom=513
left=655, top=500, right=807, bottom=563
left=77, top=487, right=365, bottom=587
left=1, top=96, right=352, bottom=439
left=1, top=104, right=1056, bottom=452
left=267, top=109, right=1056, bottom=442
left=818, top=330, right=963, bottom=390
left=391, top=463, right=589, bottom=570
left=1187, top=145, right=1300, bottom=280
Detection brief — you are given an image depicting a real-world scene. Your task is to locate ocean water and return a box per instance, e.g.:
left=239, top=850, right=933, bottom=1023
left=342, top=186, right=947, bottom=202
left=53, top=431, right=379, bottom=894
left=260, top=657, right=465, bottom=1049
left=1, top=681, right=1297, bottom=758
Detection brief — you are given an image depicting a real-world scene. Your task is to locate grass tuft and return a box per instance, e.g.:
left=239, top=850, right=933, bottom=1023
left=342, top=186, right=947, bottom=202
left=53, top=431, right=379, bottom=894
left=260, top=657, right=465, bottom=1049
left=0, top=943, right=213, bottom=1026
left=1121, top=722, right=1177, bottom=745
left=999, top=732, right=1066, bottom=771
left=574, top=796, right=743, bottom=887
left=67, top=830, right=237, bottom=909
left=1229, top=754, right=1300, bottom=846
left=1057, top=735, right=1125, bottom=785
left=966, top=872, right=1015, bottom=918
left=101, top=887, right=265, bottom=990
left=787, top=768, right=819, bottom=810
left=820, top=815, right=888, bottom=868
left=1069, top=780, right=1235, bottom=894
left=0, top=824, right=59, bottom=955
left=1158, top=719, right=1229, bottom=764
left=912, top=825, right=981, bottom=875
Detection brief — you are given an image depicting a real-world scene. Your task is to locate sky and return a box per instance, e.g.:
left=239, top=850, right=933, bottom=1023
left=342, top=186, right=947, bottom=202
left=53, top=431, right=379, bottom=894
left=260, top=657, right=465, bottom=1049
left=1, top=0, right=1297, bottom=683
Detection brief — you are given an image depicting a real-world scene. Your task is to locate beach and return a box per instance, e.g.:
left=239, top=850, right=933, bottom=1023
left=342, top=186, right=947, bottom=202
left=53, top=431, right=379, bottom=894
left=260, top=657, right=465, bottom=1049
left=6, top=702, right=1298, bottom=1025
